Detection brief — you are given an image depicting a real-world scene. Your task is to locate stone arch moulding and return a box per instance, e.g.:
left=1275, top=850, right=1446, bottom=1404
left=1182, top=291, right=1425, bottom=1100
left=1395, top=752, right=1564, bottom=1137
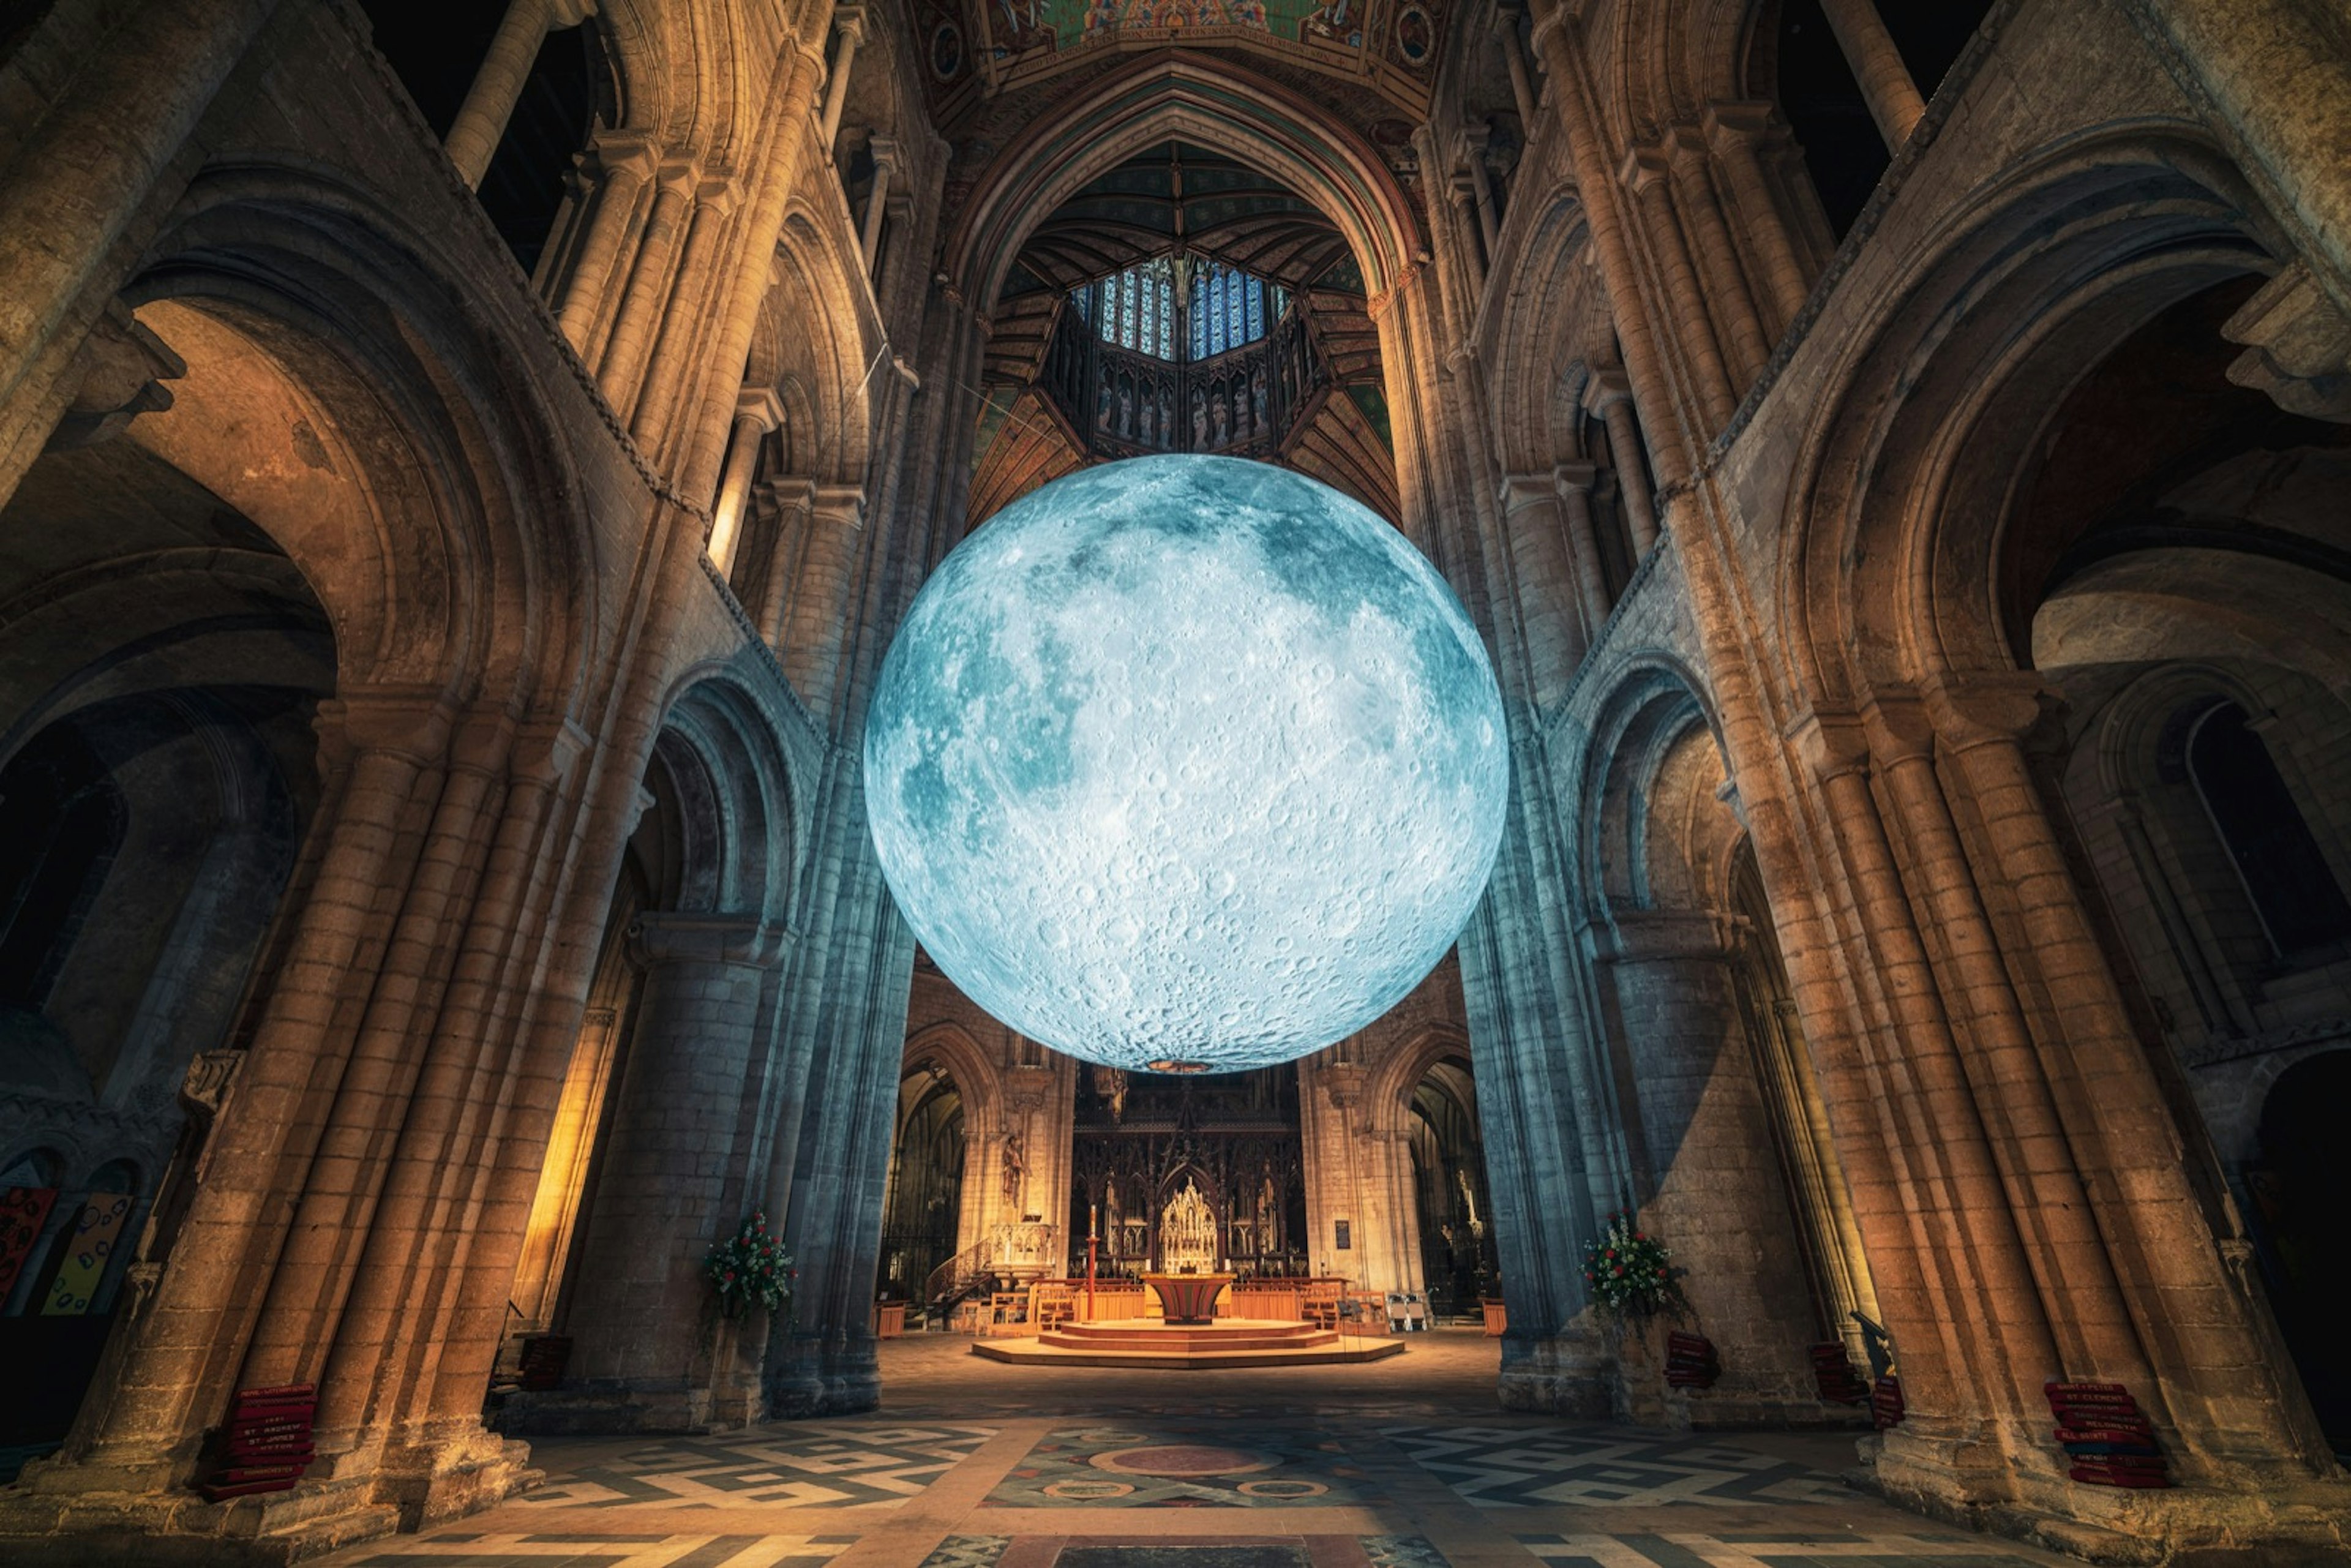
left=1568, top=655, right=1726, bottom=921
left=942, top=52, right=1426, bottom=310
left=899, top=1021, right=1002, bottom=1135
left=1362, top=1023, right=1475, bottom=1141
left=122, top=162, right=602, bottom=714
left=1479, top=184, right=1605, bottom=475
left=751, top=208, right=882, bottom=486
left=1776, top=130, right=2283, bottom=706
left=643, top=669, right=808, bottom=920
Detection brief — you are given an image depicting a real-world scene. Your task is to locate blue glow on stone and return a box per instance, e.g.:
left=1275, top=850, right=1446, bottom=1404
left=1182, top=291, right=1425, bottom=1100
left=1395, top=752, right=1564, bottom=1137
left=863, top=454, right=1509, bottom=1072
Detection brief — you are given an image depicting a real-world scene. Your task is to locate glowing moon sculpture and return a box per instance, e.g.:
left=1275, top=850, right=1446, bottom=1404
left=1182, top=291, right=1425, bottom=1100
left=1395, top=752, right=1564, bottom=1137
left=864, top=455, right=1508, bottom=1072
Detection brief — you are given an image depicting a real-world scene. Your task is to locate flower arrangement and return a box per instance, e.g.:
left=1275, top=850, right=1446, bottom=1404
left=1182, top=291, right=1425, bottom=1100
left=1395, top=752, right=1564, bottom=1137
left=705, top=1210, right=794, bottom=1319
left=1581, top=1211, right=1683, bottom=1320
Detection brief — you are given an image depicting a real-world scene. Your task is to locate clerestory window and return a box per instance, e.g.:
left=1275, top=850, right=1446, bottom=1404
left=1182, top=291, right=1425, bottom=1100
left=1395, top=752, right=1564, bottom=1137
left=1073, top=257, right=1287, bottom=363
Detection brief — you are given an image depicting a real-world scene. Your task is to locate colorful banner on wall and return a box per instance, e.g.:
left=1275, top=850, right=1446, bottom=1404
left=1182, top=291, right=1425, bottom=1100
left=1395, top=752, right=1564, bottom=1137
left=40, top=1193, right=132, bottom=1316
left=0, top=1186, right=59, bottom=1302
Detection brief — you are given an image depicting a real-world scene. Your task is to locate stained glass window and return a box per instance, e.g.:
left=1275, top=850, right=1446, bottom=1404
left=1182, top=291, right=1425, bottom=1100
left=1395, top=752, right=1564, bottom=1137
left=1082, top=257, right=1275, bottom=363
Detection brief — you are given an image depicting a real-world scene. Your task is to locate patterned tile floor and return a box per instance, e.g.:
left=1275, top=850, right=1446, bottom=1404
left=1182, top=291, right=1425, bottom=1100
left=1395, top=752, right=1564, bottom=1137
left=312, top=1334, right=2079, bottom=1568
left=521, top=1424, right=999, bottom=1510
left=1381, top=1427, right=1858, bottom=1508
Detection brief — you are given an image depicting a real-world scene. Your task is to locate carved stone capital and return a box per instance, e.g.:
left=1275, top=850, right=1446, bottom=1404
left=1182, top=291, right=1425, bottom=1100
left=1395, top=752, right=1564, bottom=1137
left=1858, top=689, right=1937, bottom=766
left=629, top=911, right=792, bottom=970
left=179, top=1049, right=244, bottom=1121
left=315, top=687, right=457, bottom=768
left=1921, top=672, right=2060, bottom=755
left=1581, top=366, right=1635, bottom=413
left=1498, top=472, right=1560, bottom=514
left=737, top=386, right=787, bottom=433
left=1551, top=458, right=1597, bottom=496
left=1788, top=709, right=1870, bottom=784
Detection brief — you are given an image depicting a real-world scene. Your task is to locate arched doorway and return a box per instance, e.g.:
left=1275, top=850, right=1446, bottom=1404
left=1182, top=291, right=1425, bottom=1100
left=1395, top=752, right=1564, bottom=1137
left=0, top=426, right=333, bottom=1474
left=2246, top=1052, right=2351, bottom=1444
left=879, top=1063, right=967, bottom=1307
left=1406, top=1055, right=1496, bottom=1318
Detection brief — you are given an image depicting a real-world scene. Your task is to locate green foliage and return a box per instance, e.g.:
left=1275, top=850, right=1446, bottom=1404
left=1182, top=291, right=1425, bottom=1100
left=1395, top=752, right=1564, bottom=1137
left=1580, top=1212, right=1683, bottom=1320
left=705, top=1210, right=794, bottom=1318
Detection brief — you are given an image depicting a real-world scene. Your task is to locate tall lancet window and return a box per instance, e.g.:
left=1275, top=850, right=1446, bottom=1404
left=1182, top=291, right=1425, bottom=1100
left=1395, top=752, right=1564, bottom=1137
left=1093, top=257, right=1179, bottom=359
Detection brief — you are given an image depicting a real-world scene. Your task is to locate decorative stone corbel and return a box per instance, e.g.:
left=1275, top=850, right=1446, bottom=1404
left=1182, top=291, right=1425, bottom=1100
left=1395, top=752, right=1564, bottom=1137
left=45, top=299, right=185, bottom=452
left=2222, top=260, right=2351, bottom=423
left=178, top=1048, right=244, bottom=1122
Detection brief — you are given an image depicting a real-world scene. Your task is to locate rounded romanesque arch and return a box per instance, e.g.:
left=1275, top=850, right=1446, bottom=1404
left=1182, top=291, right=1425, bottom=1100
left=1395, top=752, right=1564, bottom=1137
left=945, top=56, right=1423, bottom=311
left=1782, top=133, right=2278, bottom=709
left=124, top=163, right=601, bottom=715
left=1769, top=121, right=2344, bottom=1484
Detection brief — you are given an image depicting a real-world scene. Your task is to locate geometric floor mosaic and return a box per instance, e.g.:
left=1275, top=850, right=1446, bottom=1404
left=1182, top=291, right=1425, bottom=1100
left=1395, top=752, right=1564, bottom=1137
left=1381, top=1426, right=1859, bottom=1508
left=346, top=1532, right=854, bottom=1566
left=985, top=1424, right=1380, bottom=1508
left=310, top=1335, right=2083, bottom=1568
left=521, top=1424, right=999, bottom=1510
left=1513, top=1534, right=2061, bottom=1567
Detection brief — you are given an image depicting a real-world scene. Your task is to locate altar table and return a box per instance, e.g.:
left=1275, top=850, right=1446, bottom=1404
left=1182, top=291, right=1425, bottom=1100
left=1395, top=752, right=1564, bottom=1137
left=1143, top=1271, right=1234, bottom=1325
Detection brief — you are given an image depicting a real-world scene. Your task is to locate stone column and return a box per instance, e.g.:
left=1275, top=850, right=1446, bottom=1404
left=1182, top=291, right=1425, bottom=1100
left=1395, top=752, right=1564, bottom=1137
left=818, top=9, right=868, bottom=151
left=1817, top=0, right=1924, bottom=151
left=554, top=131, right=658, bottom=355
left=1449, top=175, right=1488, bottom=301
left=758, top=478, right=817, bottom=649
left=1599, top=909, right=1829, bottom=1420
left=445, top=0, right=599, bottom=189
left=1921, top=679, right=2339, bottom=1475
left=707, top=389, right=784, bottom=576
left=1861, top=698, right=2150, bottom=1388
left=47, top=692, right=452, bottom=1479
left=1464, top=126, right=1502, bottom=263
left=1583, top=371, right=1657, bottom=555
left=1551, top=460, right=1614, bottom=639
left=0, top=0, right=282, bottom=484
left=1494, top=7, right=1539, bottom=128
left=1667, top=129, right=1770, bottom=384
left=860, top=139, right=897, bottom=275
left=1621, top=144, right=1735, bottom=431
left=553, top=912, right=790, bottom=1430
left=1701, top=103, right=1812, bottom=335
left=629, top=181, right=739, bottom=445
left=236, top=708, right=516, bottom=1397
left=1498, top=473, right=1586, bottom=706
left=1794, top=716, right=2062, bottom=1450
left=781, top=484, right=867, bottom=713
left=2121, top=0, right=2351, bottom=310
left=594, top=167, right=694, bottom=407
left=1527, top=1, right=1690, bottom=491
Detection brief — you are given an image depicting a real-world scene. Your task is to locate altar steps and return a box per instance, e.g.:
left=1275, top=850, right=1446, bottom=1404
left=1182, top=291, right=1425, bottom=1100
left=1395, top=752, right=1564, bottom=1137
left=969, top=1316, right=1406, bottom=1370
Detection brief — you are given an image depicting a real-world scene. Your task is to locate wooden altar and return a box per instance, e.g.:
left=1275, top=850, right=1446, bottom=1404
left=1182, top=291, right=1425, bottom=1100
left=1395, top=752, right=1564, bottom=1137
left=1144, top=1272, right=1234, bottom=1324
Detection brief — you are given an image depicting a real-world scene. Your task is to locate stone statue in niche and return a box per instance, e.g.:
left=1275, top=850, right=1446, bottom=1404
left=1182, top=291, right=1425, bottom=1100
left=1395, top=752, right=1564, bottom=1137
left=1211, top=389, right=1229, bottom=446
left=1252, top=366, right=1269, bottom=433
left=1191, top=388, right=1209, bottom=448
left=1000, top=1130, right=1027, bottom=1209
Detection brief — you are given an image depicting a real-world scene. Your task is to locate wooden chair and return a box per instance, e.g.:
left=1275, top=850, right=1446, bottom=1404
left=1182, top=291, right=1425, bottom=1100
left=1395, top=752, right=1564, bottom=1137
left=1032, top=1283, right=1074, bottom=1332
left=1302, top=1281, right=1342, bottom=1330
left=985, top=1291, right=1031, bottom=1337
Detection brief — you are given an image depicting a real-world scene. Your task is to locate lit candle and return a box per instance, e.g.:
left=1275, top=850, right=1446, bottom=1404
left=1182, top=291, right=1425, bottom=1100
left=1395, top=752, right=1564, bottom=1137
left=1090, top=1203, right=1098, bottom=1239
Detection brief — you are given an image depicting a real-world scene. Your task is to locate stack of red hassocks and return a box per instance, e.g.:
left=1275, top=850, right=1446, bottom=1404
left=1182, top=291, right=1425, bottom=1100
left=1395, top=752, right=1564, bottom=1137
left=1810, top=1341, right=1872, bottom=1405
left=201, top=1384, right=317, bottom=1501
left=2047, top=1381, right=2169, bottom=1488
left=1664, top=1330, right=1720, bottom=1389
left=1871, top=1374, right=1906, bottom=1428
